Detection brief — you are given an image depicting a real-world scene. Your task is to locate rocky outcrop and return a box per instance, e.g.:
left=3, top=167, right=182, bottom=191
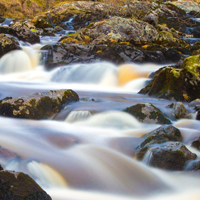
left=124, top=103, right=171, bottom=124
left=0, top=89, right=79, bottom=119
left=0, top=34, right=21, bottom=58
left=0, top=21, right=40, bottom=44
left=60, top=16, right=159, bottom=46
left=11, top=21, right=40, bottom=44
left=0, top=170, right=51, bottom=199
left=139, top=55, right=200, bottom=102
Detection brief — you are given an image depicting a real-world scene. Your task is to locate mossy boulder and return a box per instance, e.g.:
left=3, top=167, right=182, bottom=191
left=136, top=125, right=182, bottom=160
left=0, top=170, right=51, bottom=199
left=124, top=103, right=171, bottom=124
left=145, top=142, right=197, bottom=171
left=0, top=89, right=79, bottom=119
left=157, top=29, right=187, bottom=48
left=139, top=55, right=200, bottom=102
left=0, top=34, right=21, bottom=58
left=60, top=16, right=159, bottom=46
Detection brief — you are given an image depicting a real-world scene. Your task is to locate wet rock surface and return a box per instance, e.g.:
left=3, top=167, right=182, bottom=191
left=139, top=55, right=200, bottom=102
left=0, top=170, right=51, bottom=199
left=0, top=34, right=21, bottom=58
left=125, top=103, right=171, bottom=124
left=167, top=102, right=190, bottom=120
left=136, top=125, right=182, bottom=160
left=145, top=142, right=197, bottom=171
left=0, top=89, right=79, bottom=119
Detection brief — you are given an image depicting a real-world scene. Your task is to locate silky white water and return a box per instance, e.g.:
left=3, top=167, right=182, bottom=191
left=0, top=42, right=199, bottom=200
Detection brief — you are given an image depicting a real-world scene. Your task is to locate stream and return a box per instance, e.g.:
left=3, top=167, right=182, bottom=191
left=1, top=19, right=200, bottom=200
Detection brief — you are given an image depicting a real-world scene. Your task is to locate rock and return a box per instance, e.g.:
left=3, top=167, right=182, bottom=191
left=191, top=137, right=200, bottom=151
left=167, top=102, right=190, bottom=119
left=11, top=21, right=40, bottom=44
left=136, top=125, right=182, bottom=160
left=0, top=34, right=21, bottom=58
left=189, top=99, right=200, bottom=107
left=61, top=16, right=159, bottom=45
left=173, top=1, right=200, bottom=14
left=139, top=55, right=200, bottom=102
left=145, top=142, right=197, bottom=170
left=0, top=165, right=3, bottom=171
left=143, top=13, right=158, bottom=27
left=124, top=103, right=171, bottom=124
left=157, top=29, right=187, bottom=48
left=34, top=18, right=53, bottom=29
left=0, top=170, right=51, bottom=199
left=43, top=41, right=174, bottom=69
left=0, top=89, right=79, bottom=119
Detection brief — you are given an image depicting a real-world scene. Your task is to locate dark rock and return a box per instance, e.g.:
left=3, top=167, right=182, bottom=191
left=146, top=142, right=197, bottom=170
left=124, top=103, right=171, bottom=124
left=143, top=13, right=158, bottom=27
left=161, top=48, right=182, bottom=63
left=0, top=165, right=3, bottom=171
left=0, top=171, right=51, bottom=199
left=136, top=125, right=182, bottom=160
left=0, top=34, right=21, bottom=58
left=167, top=102, right=190, bottom=119
left=139, top=55, right=200, bottom=102
left=34, top=18, right=53, bottom=29
left=191, top=137, right=200, bottom=151
left=0, top=89, right=79, bottom=119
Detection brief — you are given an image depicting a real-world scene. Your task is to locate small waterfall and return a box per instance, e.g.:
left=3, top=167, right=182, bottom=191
left=65, top=110, right=92, bottom=122
left=74, top=111, right=142, bottom=129
left=62, top=17, right=75, bottom=30
left=50, top=62, right=118, bottom=86
left=0, top=50, right=33, bottom=74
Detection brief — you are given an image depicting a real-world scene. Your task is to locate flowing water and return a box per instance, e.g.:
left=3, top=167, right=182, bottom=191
left=1, top=33, right=200, bottom=200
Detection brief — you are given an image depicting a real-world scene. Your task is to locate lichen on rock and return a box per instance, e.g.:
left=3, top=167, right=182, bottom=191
left=0, top=89, right=79, bottom=119
left=124, top=103, right=171, bottom=124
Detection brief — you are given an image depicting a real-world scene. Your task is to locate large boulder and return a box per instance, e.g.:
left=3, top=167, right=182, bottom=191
left=124, top=103, right=171, bottom=124
left=139, top=55, right=200, bottom=102
left=136, top=125, right=182, bottom=160
left=0, top=89, right=79, bottom=119
left=0, top=170, right=51, bottom=199
left=60, top=16, right=159, bottom=45
left=0, top=34, right=21, bottom=58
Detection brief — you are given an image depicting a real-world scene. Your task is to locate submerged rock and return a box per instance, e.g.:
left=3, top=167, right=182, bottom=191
left=185, top=160, right=200, bottom=171
left=146, top=142, right=197, bottom=171
left=124, top=103, right=171, bottom=124
left=139, top=55, right=200, bottom=101
left=0, top=34, right=21, bottom=58
left=0, top=171, right=51, bottom=199
left=0, top=90, right=79, bottom=119
left=136, top=125, right=182, bottom=160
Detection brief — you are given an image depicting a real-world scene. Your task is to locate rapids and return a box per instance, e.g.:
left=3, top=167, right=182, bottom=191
left=0, top=35, right=200, bottom=200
